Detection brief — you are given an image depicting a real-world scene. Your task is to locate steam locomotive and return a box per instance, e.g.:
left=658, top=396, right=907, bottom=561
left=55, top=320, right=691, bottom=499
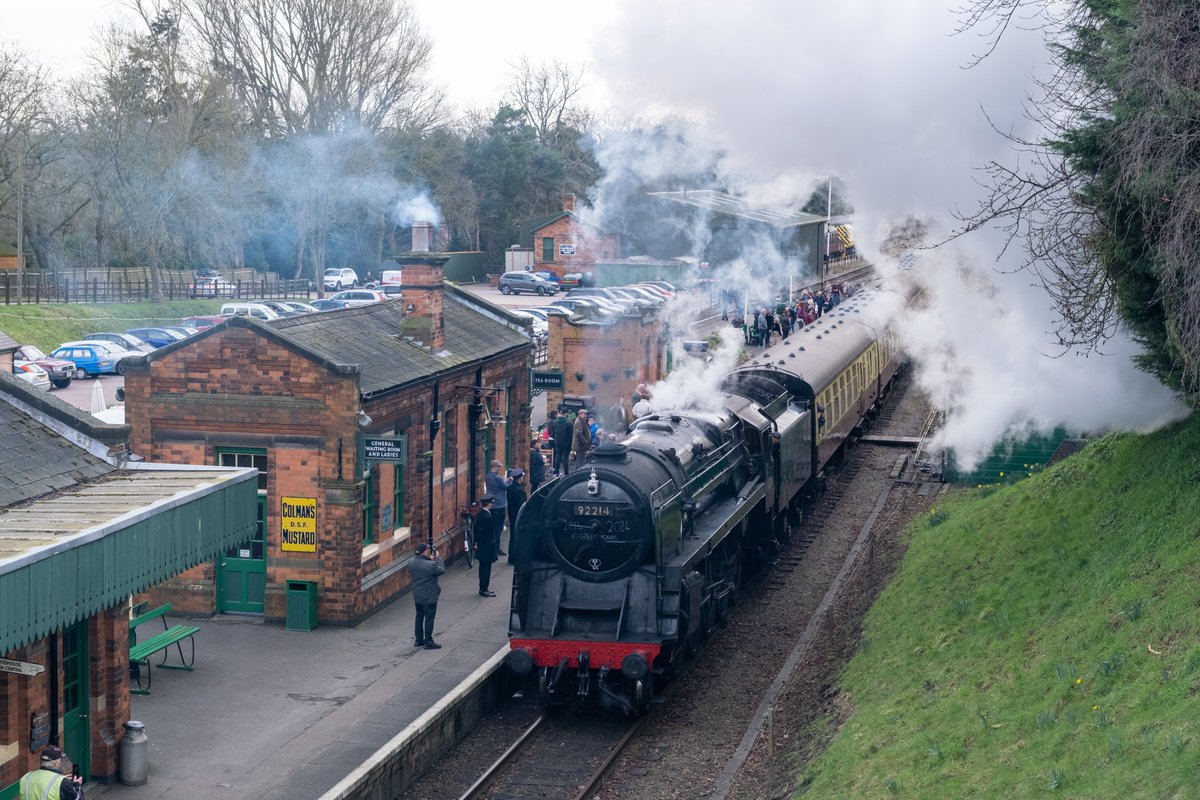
left=506, top=281, right=913, bottom=715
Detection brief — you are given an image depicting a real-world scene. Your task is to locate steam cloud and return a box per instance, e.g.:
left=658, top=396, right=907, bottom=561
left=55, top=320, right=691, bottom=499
left=580, top=0, right=1188, bottom=467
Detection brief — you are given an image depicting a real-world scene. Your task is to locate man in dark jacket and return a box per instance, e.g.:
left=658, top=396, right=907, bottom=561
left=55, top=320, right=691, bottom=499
left=474, top=496, right=498, bottom=597
left=550, top=409, right=573, bottom=476
left=506, top=470, right=527, bottom=565
left=528, top=438, right=545, bottom=492
left=409, top=543, right=445, bottom=649
left=572, top=409, right=593, bottom=464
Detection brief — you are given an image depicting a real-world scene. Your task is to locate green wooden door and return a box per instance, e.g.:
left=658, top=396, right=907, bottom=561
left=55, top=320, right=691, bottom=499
left=217, top=494, right=267, bottom=613
left=61, top=620, right=90, bottom=780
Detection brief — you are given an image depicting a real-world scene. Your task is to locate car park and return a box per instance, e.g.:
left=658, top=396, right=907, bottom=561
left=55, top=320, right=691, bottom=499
left=328, top=289, right=387, bottom=307
left=13, top=360, right=51, bottom=390
left=85, top=332, right=156, bottom=354
left=188, top=275, right=236, bottom=298
left=220, top=302, right=281, bottom=321
left=508, top=310, right=548, bottom=337
left=13, top=345, right=75, bottom=388
left=126, top=327, right=188, bottom=349
left=310, top=299, right=349, bottom=312
left=50, top=343, right=122, bottom=378
left=323, top=267, right=360, bottom=291
left=499, top=272, right=559, bottom=296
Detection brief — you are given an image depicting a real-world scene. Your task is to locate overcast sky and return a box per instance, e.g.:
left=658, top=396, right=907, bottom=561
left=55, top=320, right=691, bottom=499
left=5, top=0, right=1190, bottom=459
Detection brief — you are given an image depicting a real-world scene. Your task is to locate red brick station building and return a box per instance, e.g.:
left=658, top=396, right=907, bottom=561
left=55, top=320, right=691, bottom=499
left=124, top=253, right=532, bottom=623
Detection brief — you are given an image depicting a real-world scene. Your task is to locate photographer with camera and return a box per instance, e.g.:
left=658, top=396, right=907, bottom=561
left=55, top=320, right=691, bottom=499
left=20, top=745, right=84, bottom=800
left=410, top=543, right=445, bottom=650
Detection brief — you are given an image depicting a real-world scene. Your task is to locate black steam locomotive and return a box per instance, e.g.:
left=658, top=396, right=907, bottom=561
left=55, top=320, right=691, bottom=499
left=507, top=282, right=912, bottom=714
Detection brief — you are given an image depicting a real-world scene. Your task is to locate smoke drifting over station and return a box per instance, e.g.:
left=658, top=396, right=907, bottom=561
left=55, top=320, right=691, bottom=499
left=581, top=0, right=1187, bottom=465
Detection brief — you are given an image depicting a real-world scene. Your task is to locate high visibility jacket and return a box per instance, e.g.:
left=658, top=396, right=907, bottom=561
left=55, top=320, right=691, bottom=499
left=20, top=768, right=66, bottom=800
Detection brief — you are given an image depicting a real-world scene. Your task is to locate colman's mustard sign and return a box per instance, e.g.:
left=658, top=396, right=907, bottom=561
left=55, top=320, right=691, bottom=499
left=281, top=496, right=317, bottom=552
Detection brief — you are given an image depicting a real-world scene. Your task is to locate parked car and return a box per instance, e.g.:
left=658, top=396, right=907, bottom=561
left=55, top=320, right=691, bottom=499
left=49, top=343, right=114, bottom=381
left=532, top=271, right=561, bottom=284
left=188, top=275, right=236, bottom=298
left=609, top=286, right=667, bottom=306
left=220, top=302, right=281, bottom=321
left=13, top=345, right=75, bottom=388
left=126, top=327, right=188, bottom=349
left=13, top=360, right=51, bottom=390
left=161, top=325, right=200, bottom=338
left=516, top=307, right=551, bottom=322
left=180, top=314, right=229, bottom=330
left=544, top=298, right=612, bottom=317
left=85, top=332, right=156, bottom=354
left=310, top=299, right=349, bottom=312
left=499, top=271, right=559, bottom=296
left=509, top=310, right=548, bottom=337
left=328, top=289, right=387, bottom=307
left=323, top=267, right=360, bottom=291
left=559, top=272, right=594, bottom=288
left=258, top=300, right=305, bottom=317
left=280, top=301, right=320, bottom=313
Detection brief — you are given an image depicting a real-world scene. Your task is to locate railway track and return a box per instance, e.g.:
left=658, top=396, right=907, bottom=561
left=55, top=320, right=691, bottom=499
left=454, top=709, right=635, bottom=800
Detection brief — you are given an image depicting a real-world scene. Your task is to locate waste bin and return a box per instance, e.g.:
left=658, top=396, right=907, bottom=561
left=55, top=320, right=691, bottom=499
left=285, top=580, right=318, bottom=631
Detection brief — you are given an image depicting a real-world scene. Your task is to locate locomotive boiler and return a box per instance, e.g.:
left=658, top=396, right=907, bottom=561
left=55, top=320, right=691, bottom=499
left=507, top=282, right=912, bottom=715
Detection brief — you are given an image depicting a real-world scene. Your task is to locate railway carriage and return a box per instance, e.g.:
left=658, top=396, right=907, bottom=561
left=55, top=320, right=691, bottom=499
left=507, top=281, right=915, bottom=714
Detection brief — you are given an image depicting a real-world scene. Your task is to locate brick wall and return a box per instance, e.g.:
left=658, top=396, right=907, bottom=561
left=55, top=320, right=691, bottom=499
left=544, top=314, right=667, bottom=425
left=531, top=217, right=619, bottom=274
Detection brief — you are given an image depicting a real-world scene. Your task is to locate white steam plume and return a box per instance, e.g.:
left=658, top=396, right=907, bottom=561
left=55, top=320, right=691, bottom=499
left=582, top=0, right=1188, bottom=467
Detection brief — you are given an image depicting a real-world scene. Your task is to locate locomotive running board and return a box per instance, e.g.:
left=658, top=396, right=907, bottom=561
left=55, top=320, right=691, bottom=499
left=662, top=481, right=766, bottom=587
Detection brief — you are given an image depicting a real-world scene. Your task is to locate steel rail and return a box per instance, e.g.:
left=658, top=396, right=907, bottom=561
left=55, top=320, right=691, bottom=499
left=455, top=713, right=547, bottom=800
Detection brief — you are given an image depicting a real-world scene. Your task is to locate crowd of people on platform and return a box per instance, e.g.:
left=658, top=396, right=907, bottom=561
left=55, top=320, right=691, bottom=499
left=725, top=282, right=859, bottom=347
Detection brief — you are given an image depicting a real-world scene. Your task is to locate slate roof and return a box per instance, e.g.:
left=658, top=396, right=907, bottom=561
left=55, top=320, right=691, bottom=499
left=649, top=190, right=827, bottom=228
left=0, top=391, right=115, bottom=508
left=264, top=294, right=530, bottom=398
left=0, top=329, right=17, bottom=351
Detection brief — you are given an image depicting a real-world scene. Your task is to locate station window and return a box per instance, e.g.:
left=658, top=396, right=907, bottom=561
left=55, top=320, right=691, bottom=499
left=363, top=467, right=377, bottom=545
left=542, top=237, right=554, bottom=262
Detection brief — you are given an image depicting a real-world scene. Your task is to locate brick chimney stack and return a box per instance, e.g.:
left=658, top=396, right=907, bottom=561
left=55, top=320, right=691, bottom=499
left=395, top=252, right=448, bottom=352
left=561, top=194, right=576, bottom=212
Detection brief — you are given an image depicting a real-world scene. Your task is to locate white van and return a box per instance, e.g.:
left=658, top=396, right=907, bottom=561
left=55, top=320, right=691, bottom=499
left=220, top=302, right=281, bottom=321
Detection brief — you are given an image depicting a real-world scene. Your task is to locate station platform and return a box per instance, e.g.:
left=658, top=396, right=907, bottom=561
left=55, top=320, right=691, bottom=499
left=90, top=555, right=515, bottom=800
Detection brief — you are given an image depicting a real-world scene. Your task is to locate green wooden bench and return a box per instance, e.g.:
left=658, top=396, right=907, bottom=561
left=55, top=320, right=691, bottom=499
left=128, top=603, right=199, bottom=695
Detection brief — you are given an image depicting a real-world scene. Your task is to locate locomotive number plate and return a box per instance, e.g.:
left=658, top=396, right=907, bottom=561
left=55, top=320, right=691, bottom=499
left=574, top=504, right=613, bottom=516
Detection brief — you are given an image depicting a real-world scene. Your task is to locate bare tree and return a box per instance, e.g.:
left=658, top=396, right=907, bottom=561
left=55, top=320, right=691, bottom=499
left=186, top=0, right=443, bottom=136
left=504, top=58, right=588, bottom=146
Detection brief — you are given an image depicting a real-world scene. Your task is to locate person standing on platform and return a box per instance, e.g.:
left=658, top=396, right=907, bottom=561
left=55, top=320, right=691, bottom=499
left=550, top=409, right=573, bottom=476
left=485, top=460, right=510, bottom=555
left=529, top=437, right=546, bottom=492
left=409, top=543, right=445, bottom=649
left=506, top=470, right=527, bottom=565
left=572, top=408, right=593, bottom=466
left=474, top=496, right=498, bottom=597
left=20, top=746, right=84, bottom=800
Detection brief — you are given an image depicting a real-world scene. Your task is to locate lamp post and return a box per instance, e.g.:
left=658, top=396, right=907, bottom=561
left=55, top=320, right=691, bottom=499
left=823, top=178, right=832, bottom=289
left=427, top=383, right=440, bottom=548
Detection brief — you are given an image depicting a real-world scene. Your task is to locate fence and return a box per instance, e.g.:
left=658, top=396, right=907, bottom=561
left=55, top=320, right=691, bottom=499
left=0, top=273, right=312, bottom=305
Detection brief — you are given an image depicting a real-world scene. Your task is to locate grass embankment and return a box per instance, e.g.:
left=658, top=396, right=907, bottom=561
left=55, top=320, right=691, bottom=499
left=799, top=419, right=1200, bottom=798
left=0, top=300, right=224, bottom=351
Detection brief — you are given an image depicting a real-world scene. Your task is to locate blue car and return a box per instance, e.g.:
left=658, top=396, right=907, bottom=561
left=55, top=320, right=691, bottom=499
left=51, top=344, right=113, bottom=379
left=310, top=299, right=349, bottom=312
left=126, top=327, right=188, bottom=349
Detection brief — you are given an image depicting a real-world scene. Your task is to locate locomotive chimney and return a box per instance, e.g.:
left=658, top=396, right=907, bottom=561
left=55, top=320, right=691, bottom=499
left=412, top=221, right=432, bottom=252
